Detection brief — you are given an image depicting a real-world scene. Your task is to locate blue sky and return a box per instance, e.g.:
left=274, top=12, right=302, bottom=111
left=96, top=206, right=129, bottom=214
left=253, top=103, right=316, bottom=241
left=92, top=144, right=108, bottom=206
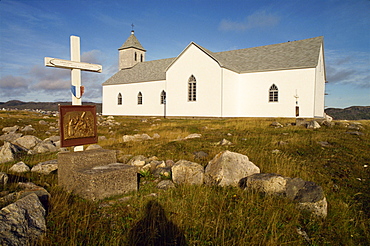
left=0, top=0, right=369, bottom=108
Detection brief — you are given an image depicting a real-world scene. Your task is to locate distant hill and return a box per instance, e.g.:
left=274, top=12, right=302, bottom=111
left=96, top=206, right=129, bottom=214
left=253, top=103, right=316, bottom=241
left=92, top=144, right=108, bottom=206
left=0, top=100, right=102, bottom=113
left=325, top=106, right=370, bottom=120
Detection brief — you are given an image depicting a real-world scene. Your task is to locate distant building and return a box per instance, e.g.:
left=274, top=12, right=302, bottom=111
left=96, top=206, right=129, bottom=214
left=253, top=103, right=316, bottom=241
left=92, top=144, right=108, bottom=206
left=102, top=31, right=326, bottom=118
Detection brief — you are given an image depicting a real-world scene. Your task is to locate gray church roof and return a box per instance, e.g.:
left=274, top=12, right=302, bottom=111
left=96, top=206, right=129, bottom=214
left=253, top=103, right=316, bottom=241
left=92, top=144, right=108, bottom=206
left=103, top=36, right=323, bottom=86
left=118, top=31, right=146, bottom=51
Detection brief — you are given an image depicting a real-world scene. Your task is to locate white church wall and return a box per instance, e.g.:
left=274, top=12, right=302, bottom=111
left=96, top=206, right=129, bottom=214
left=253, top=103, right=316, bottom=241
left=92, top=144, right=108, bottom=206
left=102, top=81, right=166, bottom=116
left=166, top=44, right=222, bottom=117
left=314, top=46, right=326, bottom=117
left=234, top=68, right=316, bottom=118
left=220, top=68, right=241, bottom=117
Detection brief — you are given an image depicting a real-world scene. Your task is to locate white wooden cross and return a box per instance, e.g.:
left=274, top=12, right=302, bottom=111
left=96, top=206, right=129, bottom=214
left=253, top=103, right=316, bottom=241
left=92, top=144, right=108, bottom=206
left=44, top=35, right=102, bottom=105
left=44, top=35, right=102, bottom=151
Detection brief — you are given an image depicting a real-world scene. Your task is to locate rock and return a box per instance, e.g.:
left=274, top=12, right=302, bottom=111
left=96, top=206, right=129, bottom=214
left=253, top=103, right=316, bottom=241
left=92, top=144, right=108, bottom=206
left=31, top=159, right=58, bottom=175
left=346, top=131, right=364, bottom=136
left=270, top=121, right=283, bottom=128
left=122, top=134, right=153, bottom=142
left=156, top=180, right=175, bottom=190
left=306, top=120, right=321, bottom=129
left=184, top=133, right=202, bottom=140
left=295, top=118, right=307, bottom=127
left=48, top=135, right=60, bottom=142
left=272, top=149, right=281, bottom=154
left=239, top=173, right=288, bottom=195
left=2, top=126, right=19, bottom=133
left=32, top=140, right=58, bottom=153
left=9, top=161, right=30, bottom=173
left=217, top=139, right=232, bottom=146
left=153, top=167, right=172, bottom=178
left=0, top=142, right=27, bottom=164
left=240, top=175, right=327, bottom=218
left=14, top=135, right=42, bottom=149
left=38, top=120, right=48, bottom=125
left=86, top=144, right=102, bottom=151
left=127, top=155, right=147, bottom=167
left=0, top=132, right=23, bottom=142
left=0, top=172, right=8, bottom=186
left=205, top=151, right=260, bottom=187
left=318, top=141, right=330, bottom=147
left=152, top=133, right=160, bottom=139
left=293, top=181, right=327, bottom=218
left=20, top=125, right=35, bottom=132
left=98, top=136, right=107, bottom=141
left=165, top=160, right=175, bottom=167
left=193, top=151, right=208, bottom=159
left=172, top=160, right=204, bottom=185
left=0, top=193, right=46, bottom=245
left=107, top=115, right=114, bottom=119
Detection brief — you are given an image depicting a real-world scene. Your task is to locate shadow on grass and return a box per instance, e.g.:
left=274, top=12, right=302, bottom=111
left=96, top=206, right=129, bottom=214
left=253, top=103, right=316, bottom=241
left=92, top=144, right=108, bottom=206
left=128, top=200, right=187, bottom=246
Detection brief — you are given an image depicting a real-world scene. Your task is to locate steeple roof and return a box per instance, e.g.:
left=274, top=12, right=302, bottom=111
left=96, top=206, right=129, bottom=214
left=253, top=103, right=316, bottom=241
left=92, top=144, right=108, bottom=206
left=119, top=31, right=146, bottom=51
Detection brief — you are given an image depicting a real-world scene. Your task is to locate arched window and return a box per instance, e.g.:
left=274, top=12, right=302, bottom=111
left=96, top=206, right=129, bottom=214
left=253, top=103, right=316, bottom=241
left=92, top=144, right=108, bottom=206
left=117, top=93, right=122, bottom=105
left=160, top=90, right=166, bottom=104
left=137, top=92, right=143, bottom=105
left=188, top=75, right=196, bottom=102
left=269, top=84, right=278, bottom=102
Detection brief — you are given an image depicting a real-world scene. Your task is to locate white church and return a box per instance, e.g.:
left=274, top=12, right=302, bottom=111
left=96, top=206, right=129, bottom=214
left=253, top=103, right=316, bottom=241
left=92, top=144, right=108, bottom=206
left=102, top=31, right=326, bottom=118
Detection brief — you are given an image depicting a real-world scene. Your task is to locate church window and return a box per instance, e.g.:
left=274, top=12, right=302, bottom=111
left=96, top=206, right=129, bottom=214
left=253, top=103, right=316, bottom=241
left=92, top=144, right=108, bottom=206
left=134, top=52, right=137, bottom=61
left=138, top=92, right=143, bottom=105
left=117, top=93, right=122, bottom=105
left=188, top=75, right=197, bottom=102
left=140, top=54, right=143, bottom=62
left=160, top=90, right=166, bottom=104
left=269, top=84, right=278, bottom=102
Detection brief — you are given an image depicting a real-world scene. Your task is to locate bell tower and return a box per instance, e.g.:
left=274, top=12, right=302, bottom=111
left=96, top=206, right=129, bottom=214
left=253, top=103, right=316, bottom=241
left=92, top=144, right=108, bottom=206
left=118, top=28, right=146, bottom=70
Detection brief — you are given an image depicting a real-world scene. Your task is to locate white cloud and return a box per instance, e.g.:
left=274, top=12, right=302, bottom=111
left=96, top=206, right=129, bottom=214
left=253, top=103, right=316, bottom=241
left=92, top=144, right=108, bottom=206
left=219, top=10, right=280, bottom=31
left=326, top=50, right=370, bottom=88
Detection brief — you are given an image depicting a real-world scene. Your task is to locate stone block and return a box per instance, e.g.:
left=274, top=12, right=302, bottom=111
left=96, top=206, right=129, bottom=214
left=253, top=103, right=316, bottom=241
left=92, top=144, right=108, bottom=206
left=72, top=163, right=138, bottom=200
left=58, top=148, right=116, bottom=190
left=58, top=149, right=138, bottom=200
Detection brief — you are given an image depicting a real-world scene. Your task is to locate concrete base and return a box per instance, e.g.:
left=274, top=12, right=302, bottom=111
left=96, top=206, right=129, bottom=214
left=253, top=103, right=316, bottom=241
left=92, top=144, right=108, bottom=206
left=58, top=149, right=138, bottom=200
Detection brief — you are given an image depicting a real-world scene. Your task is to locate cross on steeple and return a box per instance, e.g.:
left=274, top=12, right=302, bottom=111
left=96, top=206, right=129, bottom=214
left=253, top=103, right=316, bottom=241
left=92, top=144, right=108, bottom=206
left=131, top=23, right=134, bottom=32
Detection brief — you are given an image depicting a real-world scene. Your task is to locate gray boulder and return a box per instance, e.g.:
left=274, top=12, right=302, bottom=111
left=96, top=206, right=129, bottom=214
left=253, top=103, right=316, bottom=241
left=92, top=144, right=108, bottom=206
left=20, top=125, right=35, bottom=132
left=240, top=174, right=327, bottom=218
left=2, top=126, right=19, bottom=133
left=0, top=193, right=46, bottom=246
left=205, top=151, right=260, bottom=187
left=32, top=140, right=58, bottom=154
left=0, top=142, right=27, bottom=164
left=85, top=144, right=102, bottom=151
left=31, top=159, right=58, bottom=175
left=239, top=173, right=288, bottom=194
left=127, top=155, right=147, bottom=167
left=9, top=161, right=30, bottom=173
left=306, top=120, right=321, bottom=129
left=172, top=160, right=204, bottom=185
left=0, top=132, right=23, bottom=143
left=14, top=135, right=41, bottom=149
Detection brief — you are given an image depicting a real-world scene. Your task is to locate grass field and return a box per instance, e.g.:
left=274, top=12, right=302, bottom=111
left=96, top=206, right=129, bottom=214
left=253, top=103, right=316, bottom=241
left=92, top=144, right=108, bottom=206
left=1, top=110, right=369, bottom=245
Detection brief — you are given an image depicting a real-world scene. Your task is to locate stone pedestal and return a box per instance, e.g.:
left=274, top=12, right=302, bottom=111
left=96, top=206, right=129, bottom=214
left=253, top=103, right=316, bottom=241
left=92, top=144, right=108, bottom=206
left=58, top=149, right=137, bottom=200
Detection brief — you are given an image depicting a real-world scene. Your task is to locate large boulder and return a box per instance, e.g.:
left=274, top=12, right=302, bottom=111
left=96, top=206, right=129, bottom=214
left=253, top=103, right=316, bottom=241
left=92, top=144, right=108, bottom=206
left=9, top=161, right=30, bottom=173
left=0, top=193, right=47, bottom=245
left=31, top=159, right=58, bottom=175
left=0, top=142, right=27, bottom=164
left=306, top=120, right=321, bottom=129
left=14, top=135, right=42, bottom=149
left=239, top=173, right=288, bottom=194
left=32, top=140, right=58, bottom=154
left=205, top=151, right=260, bottom=187
left=2, top=126, right=19, bottom=133
left=172, top=160, right=204, bottom=185
left=20, top=125, right=35, bottom=132
left=240, top=174, right=327, bottom=218
left=0, top=132, right=23, bottom=143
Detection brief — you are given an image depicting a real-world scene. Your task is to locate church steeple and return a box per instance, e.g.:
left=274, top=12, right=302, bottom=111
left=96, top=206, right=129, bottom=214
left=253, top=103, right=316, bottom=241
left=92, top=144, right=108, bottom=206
left=118, top=29, right=146, bottom=70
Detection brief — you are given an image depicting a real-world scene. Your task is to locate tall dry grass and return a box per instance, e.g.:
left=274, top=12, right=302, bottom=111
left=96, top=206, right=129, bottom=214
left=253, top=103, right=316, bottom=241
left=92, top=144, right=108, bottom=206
left=1, top=111, right=369, bottom=245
